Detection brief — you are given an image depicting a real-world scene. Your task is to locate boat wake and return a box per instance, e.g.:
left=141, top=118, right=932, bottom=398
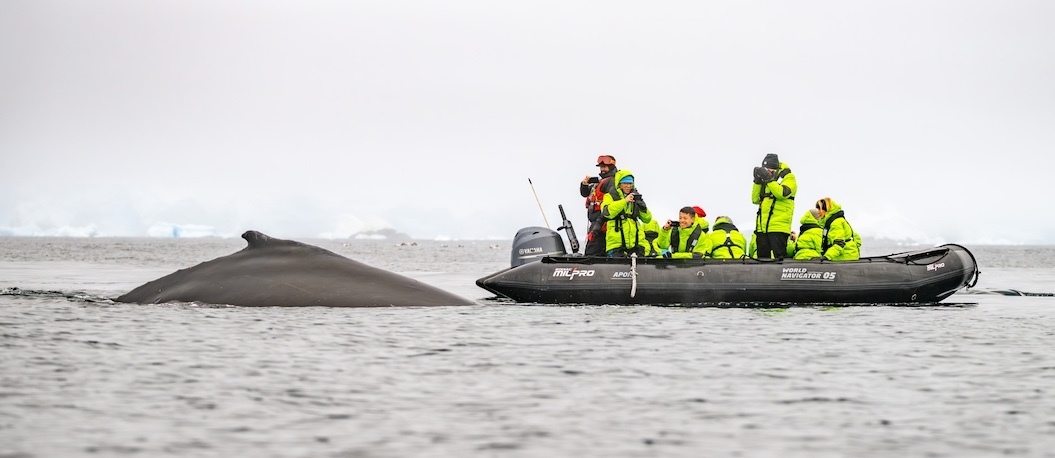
left=2, top=287, right=116, bottom=304
left=963, top=288, right=1055, bottom=297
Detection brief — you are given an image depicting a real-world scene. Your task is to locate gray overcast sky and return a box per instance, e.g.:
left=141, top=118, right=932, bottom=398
left=2, top=1, right=1053, bottom=243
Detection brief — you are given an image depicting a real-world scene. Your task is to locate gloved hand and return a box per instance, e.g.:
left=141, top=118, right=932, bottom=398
left=834, top=239, right=846, bottom=248
left=753, top=167, right=771, bottom=184
left=763, top=168, right=777, bottom=182
left=633, top=191, right=646, bottom=211
left=663, top=251, right=673, bottom=258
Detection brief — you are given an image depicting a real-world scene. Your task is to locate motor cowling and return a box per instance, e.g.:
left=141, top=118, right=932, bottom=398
left=511, top=226, right=567, bottom=267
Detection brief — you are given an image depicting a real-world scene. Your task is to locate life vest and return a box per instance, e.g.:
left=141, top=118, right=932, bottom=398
left=585, top=176, right=614, bottom=212
left=670, top=225, right=704, bottom=254
left=821, top=210, right=855, bottom=253
left=795, top=221, right=821, bottom=254
left=605, top=187, right=644, bottom=255
left=585, top=176, right=614, bottom=239
left=712, top=222, right=741, bottom=258
left=799, top=221, right=820, bottom=235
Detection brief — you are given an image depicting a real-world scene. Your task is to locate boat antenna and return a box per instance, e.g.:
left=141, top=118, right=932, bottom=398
left=528, top=178, right=551, bottom=228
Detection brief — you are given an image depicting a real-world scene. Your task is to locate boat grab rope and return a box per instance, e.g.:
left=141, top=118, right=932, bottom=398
left=630, top=252, right=638, bottom=298
left=902, top=249, right=950, bottom=265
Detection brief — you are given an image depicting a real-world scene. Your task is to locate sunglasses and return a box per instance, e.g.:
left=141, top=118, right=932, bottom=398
left=596, top=156, right=615, bottom=165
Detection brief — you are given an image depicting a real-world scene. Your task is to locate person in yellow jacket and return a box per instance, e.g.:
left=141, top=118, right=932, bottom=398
left=815, top=198, right=862, bottom=261
left=751, top=153, right=797, bottom=259
left=642, top=219, right=662, bottom=257
left=787, top=208, right=824, bottom=260
left=700, top=216, right=747, bottom=259
left=655, top=207, right=709, bottom=259
left=600, top=170, right=653, bottom=257
left=691, top=206, right=711, bottom=234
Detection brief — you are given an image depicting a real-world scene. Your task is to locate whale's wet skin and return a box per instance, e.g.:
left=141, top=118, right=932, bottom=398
left=117, top=231, right=474, bottom=307
left=2, top=238, right=1055, bottom=456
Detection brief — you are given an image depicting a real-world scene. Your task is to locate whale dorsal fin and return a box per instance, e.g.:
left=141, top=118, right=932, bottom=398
left=242, top=230, right=304, bottom=250
left=242, top=230, right=274, bottom=249
left=241, top=230, right=338, bottom=257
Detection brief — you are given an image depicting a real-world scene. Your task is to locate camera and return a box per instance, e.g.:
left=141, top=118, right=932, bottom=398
left=753, top=166, right=774, bottom=183
left=667, top=219, right=679, bottom=228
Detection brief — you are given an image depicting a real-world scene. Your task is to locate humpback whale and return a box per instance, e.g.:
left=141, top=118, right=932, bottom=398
left=117, top=230, right=475, bottom=307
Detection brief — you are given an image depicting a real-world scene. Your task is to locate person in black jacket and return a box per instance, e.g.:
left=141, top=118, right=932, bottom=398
left=579, top=155, right=618, bottom=256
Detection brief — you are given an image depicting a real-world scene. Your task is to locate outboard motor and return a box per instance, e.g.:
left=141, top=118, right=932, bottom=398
left=511, top=226, right=567, bottom=267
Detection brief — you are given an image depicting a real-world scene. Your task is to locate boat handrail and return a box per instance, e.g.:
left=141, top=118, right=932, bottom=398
left=884, top=247, right=951, bottom=265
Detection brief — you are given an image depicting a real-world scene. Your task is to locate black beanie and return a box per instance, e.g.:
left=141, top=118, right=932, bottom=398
left=762, top=154, right=780, bottom=169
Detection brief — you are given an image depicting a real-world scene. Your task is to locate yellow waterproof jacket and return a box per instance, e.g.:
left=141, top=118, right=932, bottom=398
left=695, top=216, right=711, bottom=234
left=818, top=201, right=862, bottom=261
left=700, top=217, right=747, bottom=259
left=751, top=162, right=797, bottom=234
left=656, top=220, right=709, bottom=259
left=642, top=220, right=661, bottom=257
left=790, top=211, right=824, bottom=260
left=600, top=169, right=653, bottom=255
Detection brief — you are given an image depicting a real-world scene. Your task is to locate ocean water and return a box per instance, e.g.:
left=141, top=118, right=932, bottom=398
left=2, top=236, right=1054, bottom=457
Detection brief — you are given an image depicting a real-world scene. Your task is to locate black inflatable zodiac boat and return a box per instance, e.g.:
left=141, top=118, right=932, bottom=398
left=476, top=226, right=980, bottom=305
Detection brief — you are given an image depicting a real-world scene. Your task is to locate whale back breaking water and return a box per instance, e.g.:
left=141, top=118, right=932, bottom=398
left=115, top=230, right=474, bottom=307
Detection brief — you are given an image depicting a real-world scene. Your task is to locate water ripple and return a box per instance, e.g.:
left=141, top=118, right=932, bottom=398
left=3, top=240, right=1055, bottom=456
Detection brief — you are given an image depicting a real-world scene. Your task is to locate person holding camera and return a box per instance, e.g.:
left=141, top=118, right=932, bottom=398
left=599, top=170, right=652, bottom=257
left=751, top=153, right=797, bottom=259
left=580, top=155, right=618, bottom=256
left=655, top=206, right=709, bottom=259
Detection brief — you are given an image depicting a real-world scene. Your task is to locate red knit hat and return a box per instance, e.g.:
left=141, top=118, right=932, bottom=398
left=693, top=206, right=706, bottom=218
